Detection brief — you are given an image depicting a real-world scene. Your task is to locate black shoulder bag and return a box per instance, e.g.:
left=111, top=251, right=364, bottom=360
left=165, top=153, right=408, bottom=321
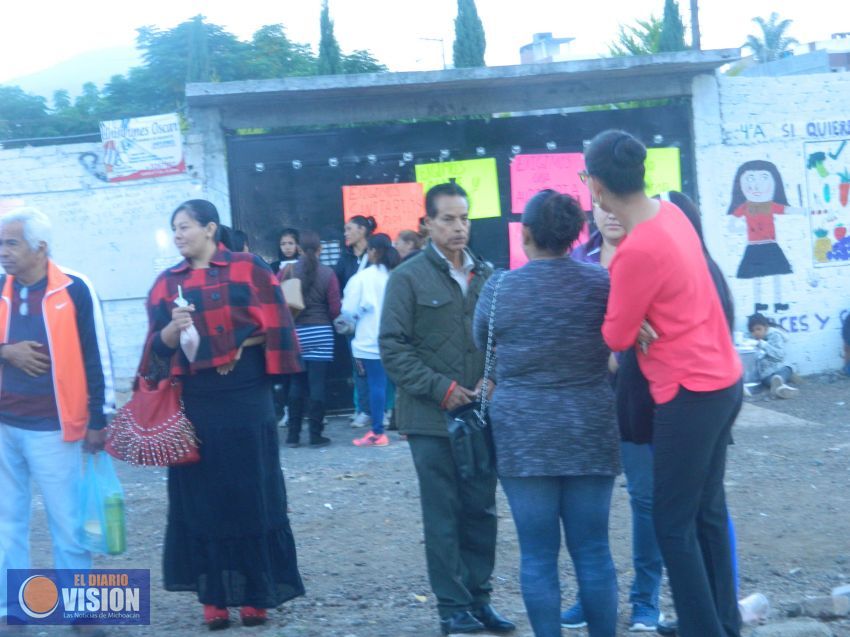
left=445, top=272, right=504, bottom=480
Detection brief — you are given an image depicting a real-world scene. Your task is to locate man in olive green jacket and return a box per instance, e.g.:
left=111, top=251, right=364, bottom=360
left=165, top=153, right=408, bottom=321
left=380, top=183, right=514, bottom=636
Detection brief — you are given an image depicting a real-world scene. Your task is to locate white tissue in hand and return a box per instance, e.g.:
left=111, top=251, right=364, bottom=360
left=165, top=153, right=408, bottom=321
left=180, top=325, right=200, bottom=363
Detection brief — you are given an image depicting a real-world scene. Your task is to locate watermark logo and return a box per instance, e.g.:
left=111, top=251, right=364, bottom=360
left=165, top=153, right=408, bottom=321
left=7, top=570, right=150, bottom=626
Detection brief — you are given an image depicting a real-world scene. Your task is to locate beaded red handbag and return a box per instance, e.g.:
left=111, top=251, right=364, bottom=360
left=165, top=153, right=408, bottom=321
left=106, top=377, right=200, bottom=466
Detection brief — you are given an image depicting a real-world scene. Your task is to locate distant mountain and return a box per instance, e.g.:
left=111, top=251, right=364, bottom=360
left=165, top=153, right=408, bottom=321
left=4, top=46, right=142, bottom=102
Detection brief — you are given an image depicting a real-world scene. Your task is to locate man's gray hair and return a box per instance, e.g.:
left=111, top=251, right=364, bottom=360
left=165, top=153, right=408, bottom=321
left=0, top=207, right=52, bottom=253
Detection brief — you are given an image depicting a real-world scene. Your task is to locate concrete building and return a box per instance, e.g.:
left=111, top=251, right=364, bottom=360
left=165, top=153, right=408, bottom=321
left=741, top=32, right=850, bottom=77
left=519, top=33, right=576, bottom=64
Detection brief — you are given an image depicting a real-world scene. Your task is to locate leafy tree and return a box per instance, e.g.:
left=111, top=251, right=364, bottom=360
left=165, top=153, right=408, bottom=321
left=745, top=12, right=798, bottom=63
left=0, top=86, right=54, bottom=139
left=342, top=50, right=388, bottom=74
left=659, top=0, right=687, bottom=52
left=609, top=16, right=663, bottom=56
left=318, top=0, right=342, bottom=75
left=249, top=24, right=316, bottom=78
left=453, top=0, right=486, bottom=68
left=52, top=89, right=71, bottom=111
left=0, top=12, right=387, bottom=141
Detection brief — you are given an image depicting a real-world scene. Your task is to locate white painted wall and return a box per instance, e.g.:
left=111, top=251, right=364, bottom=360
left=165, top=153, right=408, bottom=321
left=0, top=120, right=230, bottom=389
left=693, top=73, right=850, bottom=374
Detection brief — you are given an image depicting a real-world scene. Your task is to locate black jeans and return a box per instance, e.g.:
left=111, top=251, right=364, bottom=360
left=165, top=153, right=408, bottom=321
left=407, top=435, right=497, bottom=619
left=288, top=361, right=329, bottom=440
left=652, top=380, right=743, bottom=637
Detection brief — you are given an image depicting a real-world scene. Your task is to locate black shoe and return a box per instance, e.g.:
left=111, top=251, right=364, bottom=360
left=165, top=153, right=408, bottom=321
left=440, top=611, right=485, bottom=635
left=472, top=604, right=516, bottom=633
left=657, top=618, right=677, bottom=635
left=309, top=435, right=331, bottom=447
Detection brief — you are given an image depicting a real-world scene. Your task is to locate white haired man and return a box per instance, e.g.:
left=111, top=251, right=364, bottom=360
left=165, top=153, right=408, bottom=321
left=0, top=207, right=109, bottom=628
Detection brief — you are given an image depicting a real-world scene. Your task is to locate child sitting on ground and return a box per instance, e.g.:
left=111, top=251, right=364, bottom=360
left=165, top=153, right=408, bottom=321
left=748, top=313, right=798, bottom=399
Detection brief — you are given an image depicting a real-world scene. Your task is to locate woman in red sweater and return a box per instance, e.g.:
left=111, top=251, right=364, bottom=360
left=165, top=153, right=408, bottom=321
left=584, top=130, right=743, bottom=637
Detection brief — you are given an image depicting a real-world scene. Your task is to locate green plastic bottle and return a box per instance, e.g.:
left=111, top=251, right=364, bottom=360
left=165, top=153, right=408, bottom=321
left=104, top=494, right=126, bottom=555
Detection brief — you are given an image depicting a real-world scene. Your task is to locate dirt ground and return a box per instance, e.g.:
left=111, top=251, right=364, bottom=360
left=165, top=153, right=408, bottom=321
left=20, top=372, right=850, bottom=637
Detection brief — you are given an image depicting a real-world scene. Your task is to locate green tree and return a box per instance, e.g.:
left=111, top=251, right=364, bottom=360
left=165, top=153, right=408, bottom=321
left=659, top=0, right=687, bottom=52
left=342, top=50, right=388, bottom=74
left=0, top=86, right=54, bottom=139
left=745, top=12, right=798, bottom=63
left=609, top=16, right=663, bottom=56
left=318, top=0, right=342, bottom=75
left=249, top=24, right=316, bottom=78
left=52, top=89, right=71, bottom=111
left=452, top=0, right=486, bottom=68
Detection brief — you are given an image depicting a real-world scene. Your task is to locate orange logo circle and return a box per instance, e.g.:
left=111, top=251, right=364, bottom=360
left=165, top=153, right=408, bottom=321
left=19, top=575, right=59, bottom=619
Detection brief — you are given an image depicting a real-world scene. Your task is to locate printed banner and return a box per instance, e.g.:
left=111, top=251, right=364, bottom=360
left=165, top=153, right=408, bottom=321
left=342, top=183, right=425, bottom=240
left=6, top=569, right=150, bottom=626
left=99, top=113, right=185, bottom=182
left=644, top=148, right=682, bottom=197
left=805, top=139, right=850, bottom=266
left=510, top=153, right=591, bottom=213
left=415, top=158, right=501, bottom=220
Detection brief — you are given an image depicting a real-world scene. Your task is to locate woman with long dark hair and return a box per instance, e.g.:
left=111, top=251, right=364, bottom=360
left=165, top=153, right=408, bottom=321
left=272, top=228, right=300, bottom=273
left=284, top=230, right=341, bottom=447
left=141, top=199, right=304, bottom=629
left=585, top=131, right=743, bottom=637
left=342, top=233, right=400, bottom=447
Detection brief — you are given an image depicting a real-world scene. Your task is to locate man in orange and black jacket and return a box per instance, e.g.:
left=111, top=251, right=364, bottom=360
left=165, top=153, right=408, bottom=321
left=0, top=207, right=108, bottom=627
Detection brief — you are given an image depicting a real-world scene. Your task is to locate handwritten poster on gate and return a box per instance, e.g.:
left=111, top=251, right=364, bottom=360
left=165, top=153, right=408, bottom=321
left=805, top=139, right=850, bottom=266
left=644, top=148, right=682, bottom=197
left=510, top=153, right=591, bottom=213
left=342, top=183, right=425, bottom=240
left=99, top=113, right=185, bottom=182
left=415, top=159, right=501, bottom=220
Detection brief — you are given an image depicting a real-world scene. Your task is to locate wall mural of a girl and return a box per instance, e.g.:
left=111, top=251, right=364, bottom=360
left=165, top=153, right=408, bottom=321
left=727, top=160, right=806, bottom=311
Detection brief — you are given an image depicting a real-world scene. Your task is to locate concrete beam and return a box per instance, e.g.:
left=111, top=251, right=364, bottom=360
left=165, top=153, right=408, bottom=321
left=186, top=49, right=740, bottom=129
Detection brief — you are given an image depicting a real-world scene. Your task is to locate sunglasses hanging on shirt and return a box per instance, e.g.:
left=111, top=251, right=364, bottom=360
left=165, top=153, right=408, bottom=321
left=19, top=286, right=29, bottom=317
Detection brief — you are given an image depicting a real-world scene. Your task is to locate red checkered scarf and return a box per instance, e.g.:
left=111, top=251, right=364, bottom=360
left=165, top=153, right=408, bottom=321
left=141, top=247, right=302, bottom=377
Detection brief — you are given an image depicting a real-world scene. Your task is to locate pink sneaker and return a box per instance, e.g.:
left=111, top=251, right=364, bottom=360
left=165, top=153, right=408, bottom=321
left=353, top=432, right=390, bottom=447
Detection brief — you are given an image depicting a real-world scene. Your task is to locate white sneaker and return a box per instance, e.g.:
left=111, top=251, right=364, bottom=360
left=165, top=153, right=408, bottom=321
left=775, top=383, right=799, bottom=399
left=629, top=612, right=664, bottom=632
left=350, top=413, right=372, bottom=428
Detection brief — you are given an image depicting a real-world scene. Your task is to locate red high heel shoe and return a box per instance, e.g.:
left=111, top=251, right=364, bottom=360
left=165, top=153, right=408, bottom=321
left=239, top=607, right=268, bottom=627
left=203, top=605, right=230, bottom=631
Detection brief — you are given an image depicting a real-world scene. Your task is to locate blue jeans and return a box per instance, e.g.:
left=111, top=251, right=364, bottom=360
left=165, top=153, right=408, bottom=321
left=358, top=358, right=387, bottom=435
left=501, top=475, right=618, bottom=637
left=0, top=426, right=91, bottom=618
left=621, top=441, right=663, bottom=616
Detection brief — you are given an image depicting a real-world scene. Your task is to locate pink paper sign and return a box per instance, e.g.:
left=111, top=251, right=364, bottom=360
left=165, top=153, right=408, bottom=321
left=508, top=221, right=590, bottom=270
left=508, top=222, right=528, bottom=270
left=510, top=153, right=592, bottom=213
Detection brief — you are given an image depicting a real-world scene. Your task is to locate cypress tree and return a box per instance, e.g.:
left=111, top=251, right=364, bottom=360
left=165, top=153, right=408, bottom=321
left=452, top=0, right=486, bottom=68
left=658, top=0, right=687, bottom=52
left=318, top=0, right=342, bottom=75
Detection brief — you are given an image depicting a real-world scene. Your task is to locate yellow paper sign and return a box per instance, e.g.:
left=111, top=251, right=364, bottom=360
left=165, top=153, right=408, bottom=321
left=415, top=158, right=502, bottom=220
left=644, top=148, right=682, bottom=197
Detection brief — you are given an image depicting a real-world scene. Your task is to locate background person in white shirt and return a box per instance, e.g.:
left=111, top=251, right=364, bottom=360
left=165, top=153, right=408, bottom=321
left=342, top=233, right=401, bottom=447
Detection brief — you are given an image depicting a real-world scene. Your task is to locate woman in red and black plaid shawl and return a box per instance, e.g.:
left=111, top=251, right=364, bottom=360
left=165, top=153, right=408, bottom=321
left=141, top=200, right=304, bottom=629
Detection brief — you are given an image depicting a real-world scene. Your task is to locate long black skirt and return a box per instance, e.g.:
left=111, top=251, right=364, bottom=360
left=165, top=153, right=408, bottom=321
left=163, top=346, right=305, bottom=608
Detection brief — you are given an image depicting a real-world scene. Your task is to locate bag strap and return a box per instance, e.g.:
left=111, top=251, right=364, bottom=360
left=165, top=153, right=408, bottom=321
left=478, top=271, right=504, bottom=419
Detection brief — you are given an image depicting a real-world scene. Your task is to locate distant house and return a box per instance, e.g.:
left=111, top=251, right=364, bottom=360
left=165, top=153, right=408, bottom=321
left=740, top=32, right=850, bottom=77
left=520, top=33, right=577, bottom=64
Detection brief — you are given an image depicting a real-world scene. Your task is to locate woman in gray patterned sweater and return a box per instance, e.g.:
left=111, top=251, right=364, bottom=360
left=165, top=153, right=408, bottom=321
left=473, top=190, right=621, bottom=637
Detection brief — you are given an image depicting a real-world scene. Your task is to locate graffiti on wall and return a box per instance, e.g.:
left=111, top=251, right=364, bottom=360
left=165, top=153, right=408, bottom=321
left=805, top=139, right=850, bottom=266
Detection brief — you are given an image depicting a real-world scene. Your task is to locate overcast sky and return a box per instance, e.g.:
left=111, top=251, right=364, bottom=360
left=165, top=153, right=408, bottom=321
left=0, top=0, right=841, bottom=82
